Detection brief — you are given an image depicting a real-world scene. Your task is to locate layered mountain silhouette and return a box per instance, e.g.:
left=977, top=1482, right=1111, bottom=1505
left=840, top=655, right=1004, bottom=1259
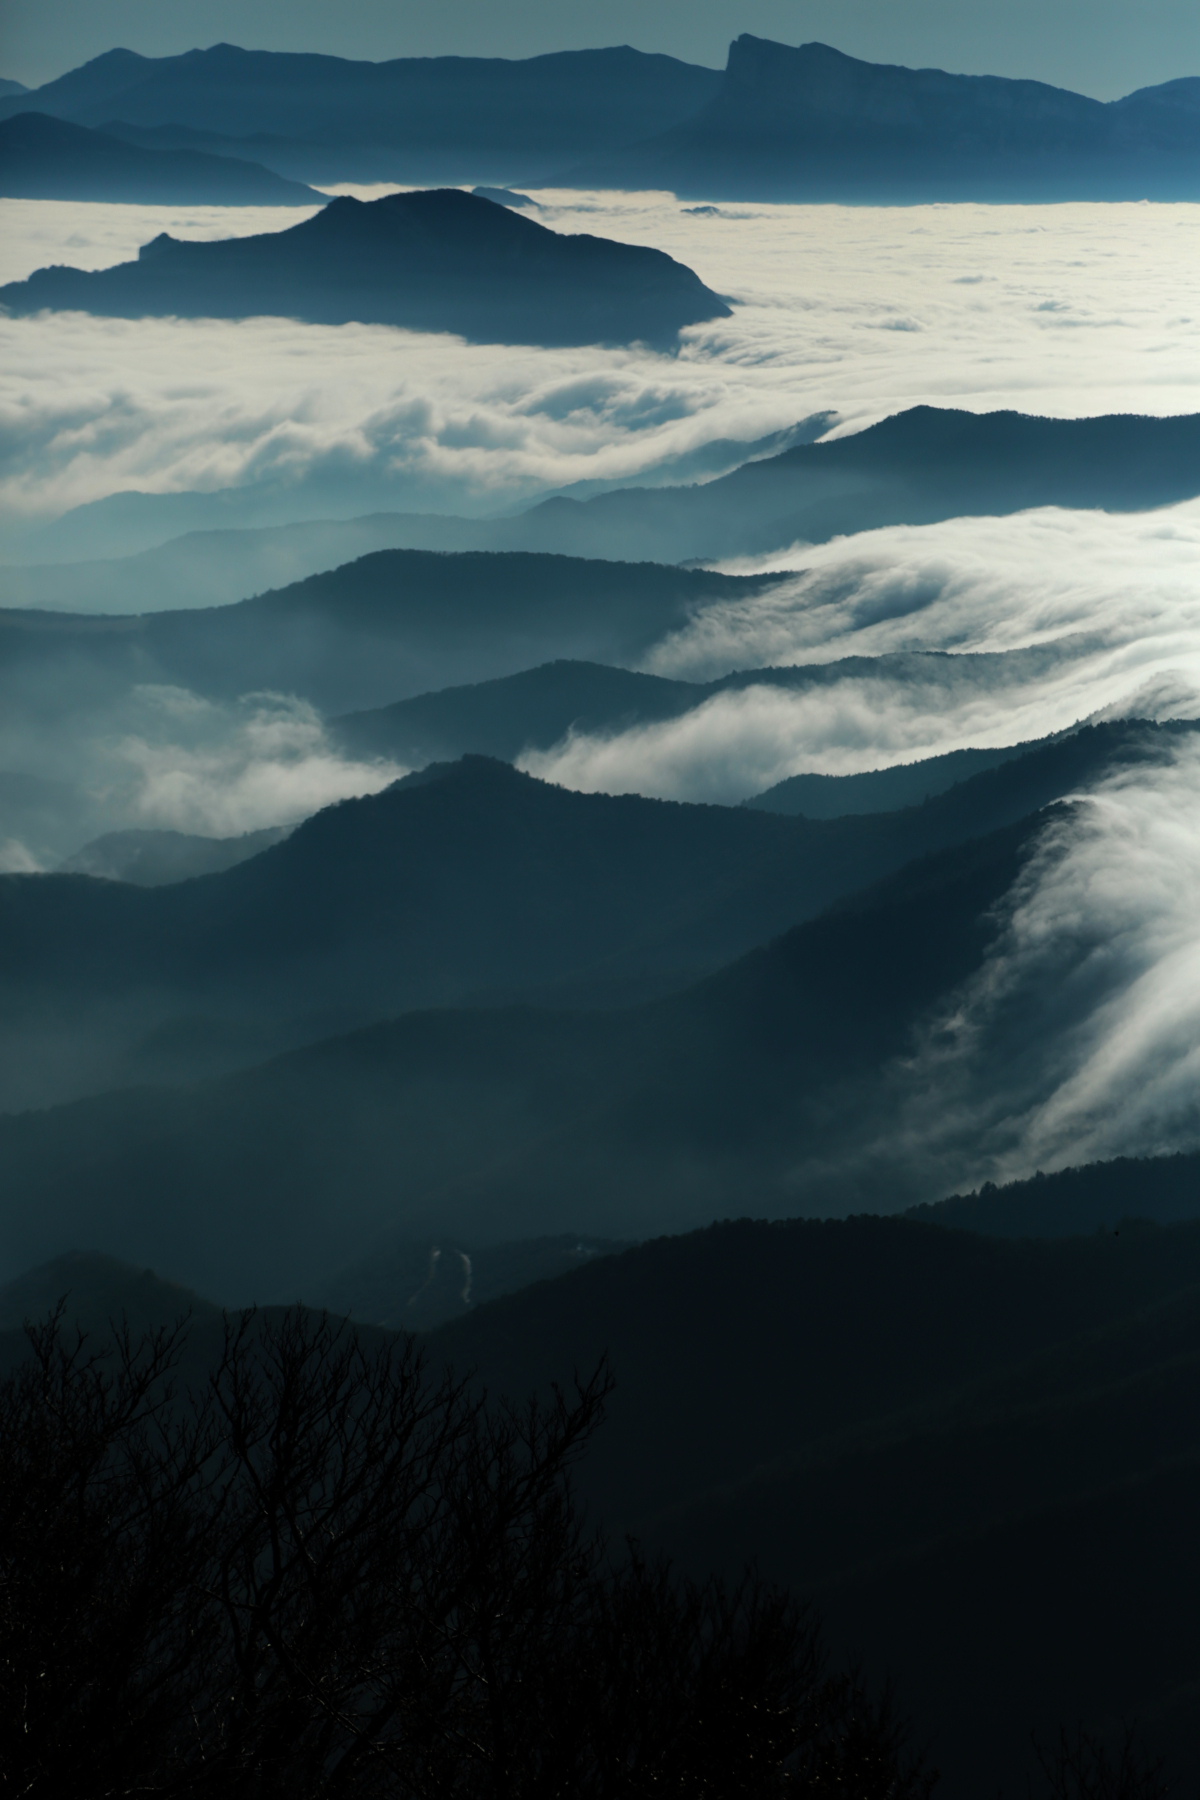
left=0, top=187, right=728, bottom=347
left=0, top=417, right=829, bottom=596
left=4, top=37, right=1197, bottom=200
left=0, top=807, right=1045, bottom=1291
left=0, top=555, right=788, bottom=720
left=572, top=36, right=1200, bottom=201
left=0, top=43, right=722, bottom=185
left=3, top=720, right=1193, bottom=1281
left=0, top=111, right=322, bottom=202
left=4, top=722, right=1179, bottom=1077
left=744, top=738, right=1052, bottom=818
left=487, top=406, right=1200, bottom=563
left=60, top=825, right=288, bottom=886
left=331, top=658, right=1058, bottom=790
left=9, top=408, right=1198, bottom=617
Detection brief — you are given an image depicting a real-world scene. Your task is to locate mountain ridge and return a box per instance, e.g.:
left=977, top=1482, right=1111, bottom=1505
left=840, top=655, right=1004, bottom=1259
left=0, top=43, right=723, bottom=185
left=569, top=35, right=1200, bottom=200
left=0, top=110, right=323, bottom=203
left=5, top=37, right=1198, bottom=198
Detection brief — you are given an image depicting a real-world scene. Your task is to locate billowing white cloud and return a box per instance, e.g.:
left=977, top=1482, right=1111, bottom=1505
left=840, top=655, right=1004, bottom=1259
left=105, top=687, right=405, bottom=837
left=0, top=839, right=40, bottom=874
left=519, top=498, right=1200, bottom=802
left=1, top=193, right=1197, bottom=537
left=890, top=733, right=1200, bottom=1187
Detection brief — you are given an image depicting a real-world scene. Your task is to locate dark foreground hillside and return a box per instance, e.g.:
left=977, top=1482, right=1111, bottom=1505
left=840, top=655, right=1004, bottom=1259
left=4, top=1205, right=1198, bottom=1795
left=914, top=1152, right=1200, bottom=1237
left=428, top=1213, right=1200, bottom=1796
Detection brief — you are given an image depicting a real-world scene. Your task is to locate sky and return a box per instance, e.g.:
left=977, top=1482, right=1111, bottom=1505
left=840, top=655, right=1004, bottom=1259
left=2, top=0, right=1198, bottom=100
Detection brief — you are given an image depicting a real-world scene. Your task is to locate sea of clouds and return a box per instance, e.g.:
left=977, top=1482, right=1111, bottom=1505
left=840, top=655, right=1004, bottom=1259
left=1, top=191, right=1197, bottom=540
left=3, top=187, right=1200, bottom=1186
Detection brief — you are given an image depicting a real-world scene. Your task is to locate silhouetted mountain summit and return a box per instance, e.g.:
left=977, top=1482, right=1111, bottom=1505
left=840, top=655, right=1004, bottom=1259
left=575, top=35, right=1200, bottom=200
left=0, top=187, right=729, bottom=346
left=0, top=42, right=723, bottom=185
left=0, top=110, right=322, bottom=203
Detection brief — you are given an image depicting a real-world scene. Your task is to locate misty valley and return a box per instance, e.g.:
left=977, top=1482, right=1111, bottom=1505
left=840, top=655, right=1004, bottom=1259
left=2, top=17, right=1200, bottom=1800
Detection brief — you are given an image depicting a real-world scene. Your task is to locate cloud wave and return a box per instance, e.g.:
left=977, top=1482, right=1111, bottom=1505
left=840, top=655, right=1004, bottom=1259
left=521, top=499, right=1200, bottom=802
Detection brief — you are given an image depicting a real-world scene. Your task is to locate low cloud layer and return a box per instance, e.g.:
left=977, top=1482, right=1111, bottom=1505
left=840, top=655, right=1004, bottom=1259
left=2, top=193, right=1197, bottom=544
left=0, top=687, right=403, bottom=866
left=110, top=687, right=405, bottom=837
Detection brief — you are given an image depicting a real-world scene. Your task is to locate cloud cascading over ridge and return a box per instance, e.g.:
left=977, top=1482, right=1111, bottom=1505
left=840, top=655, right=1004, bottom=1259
left=880, top=734, right=1200, bottom=1190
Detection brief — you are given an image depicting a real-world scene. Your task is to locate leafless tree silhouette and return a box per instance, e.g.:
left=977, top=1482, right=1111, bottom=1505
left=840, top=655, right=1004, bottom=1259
left=1, top=1306, right=936, bottom=1798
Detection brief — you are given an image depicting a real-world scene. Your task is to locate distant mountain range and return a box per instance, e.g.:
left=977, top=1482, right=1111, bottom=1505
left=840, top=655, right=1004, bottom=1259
left=0, top=43, right=722, bottom=185
left=0, top=415, right=830, bottom=582
left=60, top=825, right=288, bottom=885
left=1, top=36, right=1195, bottom=199
left=571, top=36, right=1200, bottom=201
left=0, top=187, right=728, bottom=348
left=0, top=110, right=322, bottom=202
left=8, top=407, right=1198, bottom=615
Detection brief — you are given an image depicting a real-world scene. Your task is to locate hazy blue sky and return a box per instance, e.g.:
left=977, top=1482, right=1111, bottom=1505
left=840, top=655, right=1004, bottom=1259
left=3, top=0, right=1197, bottom=98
